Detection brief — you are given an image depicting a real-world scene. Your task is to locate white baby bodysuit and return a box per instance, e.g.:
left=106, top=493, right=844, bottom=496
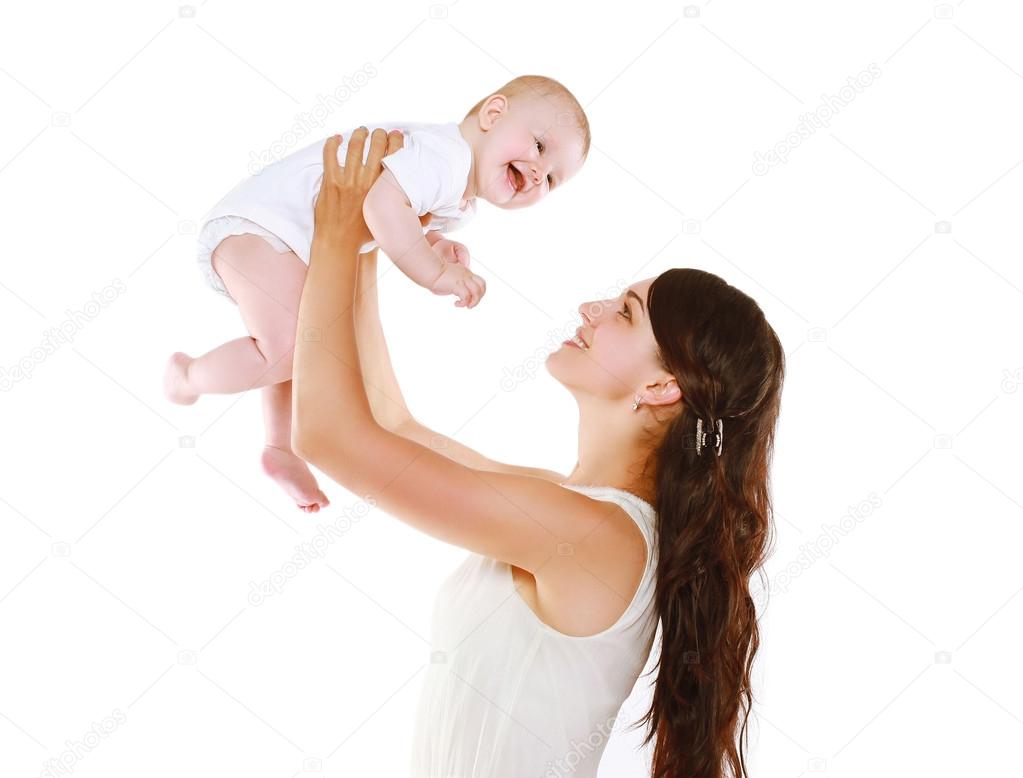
left=196, top=121, right=476, bottom=297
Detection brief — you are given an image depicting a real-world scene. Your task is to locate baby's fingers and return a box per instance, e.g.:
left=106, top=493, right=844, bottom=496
left=461, top=275, right=486, bottom=309
left=450, top=278, right=471, bottom=308
left=470, top=274, right=487, bottom=308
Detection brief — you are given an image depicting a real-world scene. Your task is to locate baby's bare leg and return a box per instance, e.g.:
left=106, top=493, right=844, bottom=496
left=260, top=380, right=329, bottom=512
left=164, top=234, right=305, bottom=401
left=165, top=234, right=327, bottom=511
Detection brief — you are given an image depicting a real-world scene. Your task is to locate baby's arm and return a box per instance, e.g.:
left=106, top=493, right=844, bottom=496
left=363, top=170, right=446, bottom=290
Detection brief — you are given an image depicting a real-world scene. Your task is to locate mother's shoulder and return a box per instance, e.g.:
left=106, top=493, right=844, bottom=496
left=528, top=484, right=650, bottom=637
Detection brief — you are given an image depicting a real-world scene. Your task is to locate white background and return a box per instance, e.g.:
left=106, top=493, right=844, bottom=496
left=2, top=0, right=1021, bottom=775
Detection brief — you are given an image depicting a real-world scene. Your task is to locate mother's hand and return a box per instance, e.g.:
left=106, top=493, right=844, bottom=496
left=313, top=127, right=404, bottom=248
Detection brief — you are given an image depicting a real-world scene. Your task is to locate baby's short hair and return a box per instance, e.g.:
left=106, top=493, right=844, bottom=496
left=464, top=75, right=590, bottom=159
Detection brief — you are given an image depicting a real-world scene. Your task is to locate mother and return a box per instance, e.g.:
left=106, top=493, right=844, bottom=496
left=292, top=128, right=785, bottom=778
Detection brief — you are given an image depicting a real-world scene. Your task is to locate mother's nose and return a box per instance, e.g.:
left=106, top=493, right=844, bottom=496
left=578, top=298, right=609, bottom=322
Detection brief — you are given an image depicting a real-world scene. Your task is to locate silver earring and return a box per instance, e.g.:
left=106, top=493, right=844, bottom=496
left=631, top=395, right=641, bottom=411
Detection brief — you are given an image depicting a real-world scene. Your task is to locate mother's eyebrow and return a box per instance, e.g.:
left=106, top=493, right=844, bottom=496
left=627, top=289, right=645, bottom=316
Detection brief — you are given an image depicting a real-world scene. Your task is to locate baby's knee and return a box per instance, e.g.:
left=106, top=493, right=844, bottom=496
left=254, top=332, right=295, bottom=368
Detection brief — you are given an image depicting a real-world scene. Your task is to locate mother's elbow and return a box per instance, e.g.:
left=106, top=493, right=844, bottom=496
left=292, top=420, right=363, bottom=469
left=291, top=417, right=326, bottom=464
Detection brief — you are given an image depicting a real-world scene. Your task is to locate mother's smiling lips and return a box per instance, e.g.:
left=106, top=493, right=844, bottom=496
left=562, top=328, right=589, bottom=350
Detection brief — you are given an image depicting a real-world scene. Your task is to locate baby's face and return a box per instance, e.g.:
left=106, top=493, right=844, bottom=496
left=474, top=96, right=586, bottom=209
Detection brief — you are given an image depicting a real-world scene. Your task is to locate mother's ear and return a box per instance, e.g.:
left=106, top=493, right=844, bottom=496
left=643, top=377, right=683, bottom=408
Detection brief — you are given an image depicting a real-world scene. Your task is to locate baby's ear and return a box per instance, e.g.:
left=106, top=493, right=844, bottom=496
left=478, top=94, right=508, bottom=130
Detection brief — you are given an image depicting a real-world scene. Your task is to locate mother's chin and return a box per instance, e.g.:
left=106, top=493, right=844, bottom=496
left=542, top=342, right=591, bottom=390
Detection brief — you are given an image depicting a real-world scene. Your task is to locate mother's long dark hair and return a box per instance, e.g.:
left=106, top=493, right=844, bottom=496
left=638, top=268, right=785, bottom=777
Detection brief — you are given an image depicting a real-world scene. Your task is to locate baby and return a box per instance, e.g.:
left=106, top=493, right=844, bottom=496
left=164, top=75, right=590, bottom=512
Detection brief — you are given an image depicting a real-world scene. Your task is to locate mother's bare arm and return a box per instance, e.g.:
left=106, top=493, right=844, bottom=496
left=354, top=248, right=566, bottom=483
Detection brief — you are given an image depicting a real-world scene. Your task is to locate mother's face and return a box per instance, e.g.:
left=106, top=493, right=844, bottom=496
left=547, top=277, right=667, bottom=403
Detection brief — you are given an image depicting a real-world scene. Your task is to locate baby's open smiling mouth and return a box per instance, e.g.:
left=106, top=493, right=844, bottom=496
left=507, top=163, right=524, bottom=193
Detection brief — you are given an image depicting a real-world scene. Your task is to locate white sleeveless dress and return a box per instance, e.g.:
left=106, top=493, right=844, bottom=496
left=409, top=484, right=659, bottom=778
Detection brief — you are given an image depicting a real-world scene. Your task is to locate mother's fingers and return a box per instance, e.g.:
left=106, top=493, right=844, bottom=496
left=345, top=126, right=369, bottom=171
left=322, top=134, right=342, bottom=177
left=386, top=129, right=404, bottom=157
left=364, top=128, right=389, bottom=180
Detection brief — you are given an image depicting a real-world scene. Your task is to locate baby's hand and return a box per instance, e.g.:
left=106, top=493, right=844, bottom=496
left=429, top=262, right=487, bottom=309
left=430, top=237, right=470, bottom=268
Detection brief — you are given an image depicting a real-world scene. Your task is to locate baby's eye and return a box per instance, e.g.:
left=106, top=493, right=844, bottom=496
left=547, top=174, right=553, bottom=187
left=535, top=138, right=544, bottom=154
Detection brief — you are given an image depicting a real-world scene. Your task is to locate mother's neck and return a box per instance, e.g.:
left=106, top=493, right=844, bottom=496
left=562, top=397, right=661, bottom=504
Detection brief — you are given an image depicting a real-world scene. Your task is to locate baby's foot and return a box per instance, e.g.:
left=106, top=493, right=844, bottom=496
left=261, top=445, right=330, bottom=513
left=163, top=352, right=198, bottom=405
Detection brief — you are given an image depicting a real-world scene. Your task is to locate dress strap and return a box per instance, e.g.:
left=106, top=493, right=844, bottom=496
left=560, top=484, right=657, bottom=550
